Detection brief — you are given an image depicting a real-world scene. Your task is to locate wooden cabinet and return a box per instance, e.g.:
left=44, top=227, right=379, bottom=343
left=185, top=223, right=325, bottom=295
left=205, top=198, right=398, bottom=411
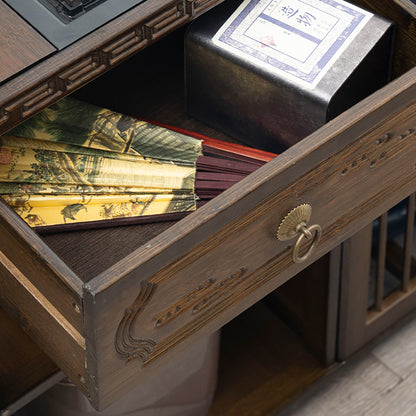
left=338, top=193, right=416, bottom=359
left=1, top=0, right=416, bottom=413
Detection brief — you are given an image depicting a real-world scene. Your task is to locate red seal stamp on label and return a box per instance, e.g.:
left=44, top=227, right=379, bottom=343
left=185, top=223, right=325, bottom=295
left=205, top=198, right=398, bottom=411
left=0, top=147, right=13, bottom=165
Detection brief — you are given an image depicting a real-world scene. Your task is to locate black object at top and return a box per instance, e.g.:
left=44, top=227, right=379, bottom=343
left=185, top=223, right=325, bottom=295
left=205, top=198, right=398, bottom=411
left=4, top=0, right=146, bottom=49
left=39, top=0, right=107, bottom=22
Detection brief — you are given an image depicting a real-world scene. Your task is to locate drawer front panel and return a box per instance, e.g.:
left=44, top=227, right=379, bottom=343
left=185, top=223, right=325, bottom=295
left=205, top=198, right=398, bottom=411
left=84, top=69, right=416, bottom=408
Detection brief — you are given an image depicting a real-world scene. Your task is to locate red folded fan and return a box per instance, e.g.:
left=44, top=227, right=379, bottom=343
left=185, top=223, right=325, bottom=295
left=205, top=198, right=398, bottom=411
left=143, top=121, right=277, bottom=205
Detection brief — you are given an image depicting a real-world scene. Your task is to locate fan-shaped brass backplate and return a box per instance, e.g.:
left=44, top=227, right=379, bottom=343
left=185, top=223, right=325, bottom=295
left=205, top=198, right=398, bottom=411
left=277, top=204, right=312, bottom=241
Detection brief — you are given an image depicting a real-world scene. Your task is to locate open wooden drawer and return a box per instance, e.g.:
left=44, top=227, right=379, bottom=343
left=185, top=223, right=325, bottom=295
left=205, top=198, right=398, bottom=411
left=1, top=0, right=416, bottom=411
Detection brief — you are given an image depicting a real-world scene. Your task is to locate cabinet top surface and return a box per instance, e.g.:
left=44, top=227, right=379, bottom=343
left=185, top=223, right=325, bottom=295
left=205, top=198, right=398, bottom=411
left=0, top=0, right=223, bottom=135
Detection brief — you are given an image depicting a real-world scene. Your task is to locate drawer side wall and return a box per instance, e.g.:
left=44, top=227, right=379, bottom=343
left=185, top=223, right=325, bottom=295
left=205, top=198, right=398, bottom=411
left=0, top=249, right=87, bottom=394
left=0, top=201, right=84, bottom=332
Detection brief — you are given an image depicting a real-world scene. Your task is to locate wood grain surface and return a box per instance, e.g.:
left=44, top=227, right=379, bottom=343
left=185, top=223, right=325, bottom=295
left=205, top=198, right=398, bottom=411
left=277, top=311, right=416, bottom=416
left=0, top=0, right=224, bottom=135
left=0, top=305, right=58, bottom=409
left=78, top=65, right=416, bottom=408
left=0, top=1, right=55, bottom=83
left=1, top=1, right=416, bottom=410
left=34, top=32, right=416, bottom=408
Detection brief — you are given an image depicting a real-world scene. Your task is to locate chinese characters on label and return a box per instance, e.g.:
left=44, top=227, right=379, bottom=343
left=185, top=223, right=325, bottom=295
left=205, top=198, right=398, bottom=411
left=213, top=0, right=372, bottom=88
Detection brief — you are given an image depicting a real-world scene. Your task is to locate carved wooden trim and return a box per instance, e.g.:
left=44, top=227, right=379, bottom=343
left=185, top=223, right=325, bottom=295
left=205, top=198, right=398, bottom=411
left=149, top=121, right=415, bottom=289
left=114, top=281, right=157, bottom=363
left=114, top=164, right=416, bottom=365
left=113, top=99, right=416, bottom=365
left=117, top=146, right=415, bottom=365
left=152, top=277, right=217, bottom=328
left=147, top=106, right=416, bottom=289
left=340, top=128, right=415, bottom=175
left=148, top=255, right=292, bottom=363
left=152, top=267, right=247, bottom=328
left=147, top=165, right=416, bottom=364
left=0, top=0, right=224, bottom=134
left=185, top=0, right=221, bottom=14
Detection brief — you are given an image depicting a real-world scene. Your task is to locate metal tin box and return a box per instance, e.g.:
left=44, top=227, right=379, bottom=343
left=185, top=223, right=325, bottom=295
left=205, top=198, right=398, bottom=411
left=185, top=0, right=394, bottom=152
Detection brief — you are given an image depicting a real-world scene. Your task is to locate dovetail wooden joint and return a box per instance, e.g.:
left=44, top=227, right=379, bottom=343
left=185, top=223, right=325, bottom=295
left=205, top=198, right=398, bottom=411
left=4, top=81, right=63, bottom=119
left=6, top=83, right=53, bottom=113
left=185, top=0, right=195, bottom=13
left=21, top=83, right=63, bottom=118
left=103, top=29, right=148, bottom=66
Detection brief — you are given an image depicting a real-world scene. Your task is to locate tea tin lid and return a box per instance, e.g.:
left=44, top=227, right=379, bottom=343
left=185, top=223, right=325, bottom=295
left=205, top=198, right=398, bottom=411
left=212, top=0, right=373, bottom=89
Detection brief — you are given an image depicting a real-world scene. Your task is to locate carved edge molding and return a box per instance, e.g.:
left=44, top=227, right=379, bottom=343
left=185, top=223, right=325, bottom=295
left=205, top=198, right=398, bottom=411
left=153, top=267, right=247, bottom=328
left=114, top=267, right=249, bottom=363
left=148, top=105, right=416, bottom=289
left=340, top=128, right=416, bottom=176
left=115, top=280, right=157, bottom=363
left=152, top=277, right=217, bottom=328
left=113, top=138, right=416, bottom=365
left=113, top=106, right=416, bottom=365
left=146, top=161, right=416, bottom=364
left=0, top=0, right=221, bottom=134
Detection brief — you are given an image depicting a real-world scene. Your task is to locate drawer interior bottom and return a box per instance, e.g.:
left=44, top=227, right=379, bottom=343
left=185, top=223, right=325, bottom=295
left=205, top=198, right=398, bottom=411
left=40, top=25, right=249, bottom=282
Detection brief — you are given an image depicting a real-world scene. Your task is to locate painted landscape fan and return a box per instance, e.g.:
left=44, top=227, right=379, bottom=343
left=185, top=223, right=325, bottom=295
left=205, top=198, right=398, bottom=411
left=0, top=97, right=276, bottom=230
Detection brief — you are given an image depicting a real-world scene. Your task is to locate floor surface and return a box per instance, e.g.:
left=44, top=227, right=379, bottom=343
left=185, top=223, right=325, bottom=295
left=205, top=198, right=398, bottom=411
left=275, top=311, right=416, bottom=416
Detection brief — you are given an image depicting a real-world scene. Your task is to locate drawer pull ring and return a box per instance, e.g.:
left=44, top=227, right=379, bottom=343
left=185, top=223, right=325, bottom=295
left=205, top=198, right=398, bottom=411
left=292, top=223, right=321, bottom=263
left=277, top=204, right=322, bottom=263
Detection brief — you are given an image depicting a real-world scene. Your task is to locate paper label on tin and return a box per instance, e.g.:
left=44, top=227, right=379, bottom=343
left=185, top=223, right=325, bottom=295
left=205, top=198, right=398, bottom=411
left=213, top=0, right=373, bottom=89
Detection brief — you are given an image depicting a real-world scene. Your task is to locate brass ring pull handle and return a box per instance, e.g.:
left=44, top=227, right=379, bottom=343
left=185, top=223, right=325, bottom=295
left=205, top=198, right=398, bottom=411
left=277, top=204, right=322, bottom=264
left=292, top=223, right=322, bottom=263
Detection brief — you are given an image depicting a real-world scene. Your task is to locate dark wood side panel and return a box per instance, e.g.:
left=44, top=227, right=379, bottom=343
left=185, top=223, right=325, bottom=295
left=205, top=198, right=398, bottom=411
left=337, top=225, right=373, bottom=360
left=264, top=249, right=341, bottom=367
left=338, top=214, right=416, bottom=359
left=0, top=1, right=55, bottom=83
left=83, top=68, right=416, bottom=409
